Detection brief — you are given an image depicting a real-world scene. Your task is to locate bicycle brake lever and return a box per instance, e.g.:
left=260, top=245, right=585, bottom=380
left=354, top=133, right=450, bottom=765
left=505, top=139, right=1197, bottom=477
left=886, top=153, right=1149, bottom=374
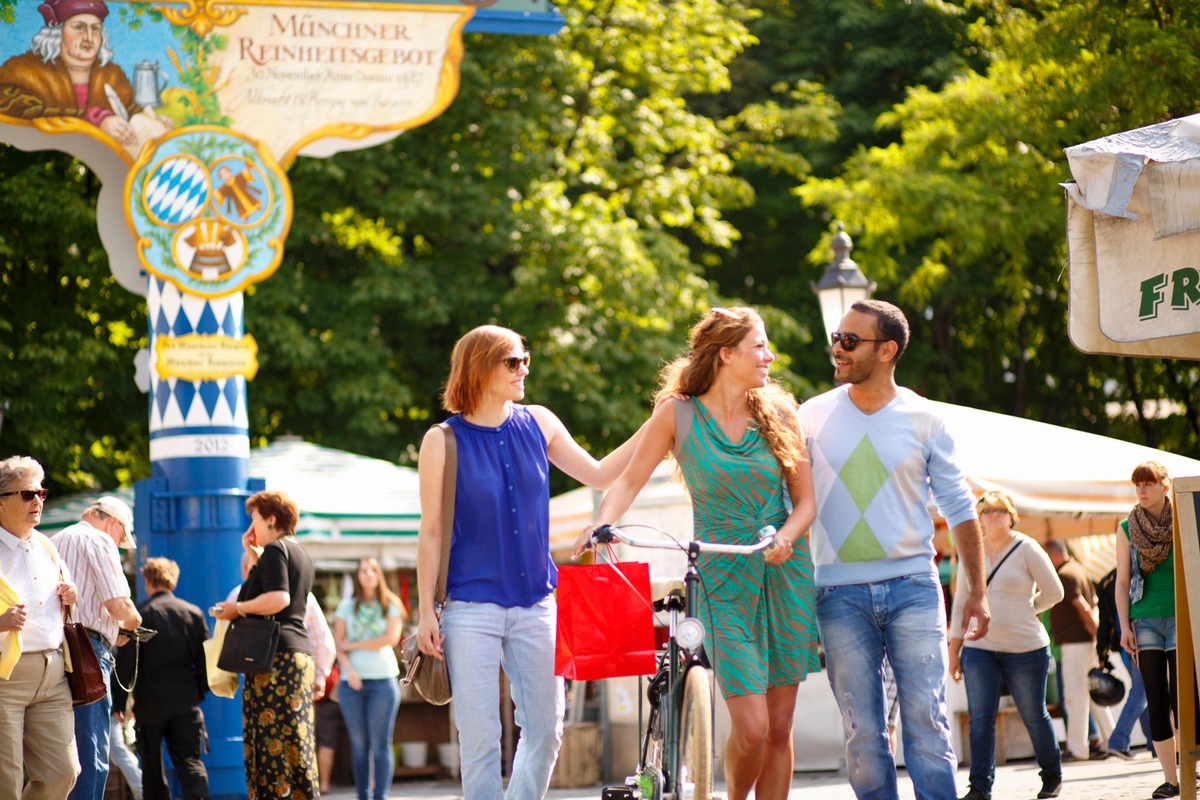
left=591, top=524, right=615, bottom=545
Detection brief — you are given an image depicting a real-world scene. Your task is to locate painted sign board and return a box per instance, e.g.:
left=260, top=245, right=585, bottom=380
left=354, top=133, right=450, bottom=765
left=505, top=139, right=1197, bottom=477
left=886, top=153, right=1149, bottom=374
left=0, top=0, right=561, bottom=297
left=1064, top=115, right=1200, bottom=358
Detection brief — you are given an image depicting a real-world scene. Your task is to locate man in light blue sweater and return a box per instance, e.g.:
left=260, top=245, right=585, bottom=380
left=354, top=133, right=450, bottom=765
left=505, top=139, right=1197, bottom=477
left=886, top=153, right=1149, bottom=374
left=797, top=300, right=990, bottom=800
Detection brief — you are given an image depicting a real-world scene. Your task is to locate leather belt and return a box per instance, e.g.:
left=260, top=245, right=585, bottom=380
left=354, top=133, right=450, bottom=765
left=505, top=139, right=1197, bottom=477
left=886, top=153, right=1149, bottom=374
left=85, top=628, right=113, bottom=653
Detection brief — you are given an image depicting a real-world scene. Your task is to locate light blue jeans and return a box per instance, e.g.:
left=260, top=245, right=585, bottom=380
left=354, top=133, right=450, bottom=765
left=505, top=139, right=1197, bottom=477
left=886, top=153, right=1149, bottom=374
left=70, top=634, right=115, bottom=800
left=441, top=596, right=565, bottom=800
left=817, top=574, right=957, bottom=800
left=1109, top=648, right=1152, bottom=754
left=338, top=677, right=401, bottom=800
left=109, top=715, right=143, bottom=800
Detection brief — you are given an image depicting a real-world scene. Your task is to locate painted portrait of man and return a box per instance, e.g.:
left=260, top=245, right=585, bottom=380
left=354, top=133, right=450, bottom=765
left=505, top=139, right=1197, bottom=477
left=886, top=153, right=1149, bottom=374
left=0, top=0, right=170, bottom=156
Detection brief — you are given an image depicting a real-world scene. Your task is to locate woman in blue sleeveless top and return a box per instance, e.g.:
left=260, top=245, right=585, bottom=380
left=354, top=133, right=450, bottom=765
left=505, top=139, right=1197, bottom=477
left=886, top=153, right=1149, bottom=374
left=415, top=325, right=646, bottom=800
left=573, top=307, right=818, bottom=800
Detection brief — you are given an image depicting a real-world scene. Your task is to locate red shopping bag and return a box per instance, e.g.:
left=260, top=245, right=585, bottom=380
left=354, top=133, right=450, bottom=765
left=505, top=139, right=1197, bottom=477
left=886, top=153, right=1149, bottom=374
left=555, top=561, right=657, bottom=680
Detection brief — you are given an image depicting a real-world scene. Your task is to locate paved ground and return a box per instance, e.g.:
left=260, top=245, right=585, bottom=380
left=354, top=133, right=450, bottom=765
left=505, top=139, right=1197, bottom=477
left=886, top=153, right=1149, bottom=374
left=320, top=748, right=1197, bottom=800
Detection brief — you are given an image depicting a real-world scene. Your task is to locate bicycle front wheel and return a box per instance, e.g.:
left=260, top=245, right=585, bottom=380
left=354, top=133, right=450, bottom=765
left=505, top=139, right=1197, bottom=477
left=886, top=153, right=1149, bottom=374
left=676, top=666, right=713, bottom=800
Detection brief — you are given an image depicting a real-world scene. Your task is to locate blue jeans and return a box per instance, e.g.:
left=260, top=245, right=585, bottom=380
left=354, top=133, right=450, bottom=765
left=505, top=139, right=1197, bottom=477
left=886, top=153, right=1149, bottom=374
left=109, top=715, right=143, bottom=800
left=816, top=574, right=957, bottom=800
left=338, top=677, right=401, bottom=800
left=1109, top=649, right=1153, bottom=754
left=69, top=634, right=115, bottom=800
left=441, top=596, right=565, bottom=800
left=961, top=646, right=1060, bottom=795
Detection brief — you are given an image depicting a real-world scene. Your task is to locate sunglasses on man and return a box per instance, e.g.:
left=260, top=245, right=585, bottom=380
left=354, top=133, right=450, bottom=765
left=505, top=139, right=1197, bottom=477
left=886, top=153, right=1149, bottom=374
left=830, top=331, right=888, bottom=352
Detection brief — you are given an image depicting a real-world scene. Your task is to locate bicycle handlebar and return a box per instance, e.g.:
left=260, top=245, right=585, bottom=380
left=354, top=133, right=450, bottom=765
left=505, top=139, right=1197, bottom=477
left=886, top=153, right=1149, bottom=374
left=589, top=523, right=778, bottom=555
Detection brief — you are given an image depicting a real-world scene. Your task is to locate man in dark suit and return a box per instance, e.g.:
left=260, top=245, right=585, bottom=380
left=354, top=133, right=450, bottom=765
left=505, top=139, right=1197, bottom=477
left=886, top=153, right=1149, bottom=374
left=114, top=558, right=209, bottom=800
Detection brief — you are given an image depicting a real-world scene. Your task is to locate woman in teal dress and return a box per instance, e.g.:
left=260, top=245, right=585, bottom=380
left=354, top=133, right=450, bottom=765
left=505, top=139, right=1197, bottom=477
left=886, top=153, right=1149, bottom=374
left=574, top=306, right=818, bottom=800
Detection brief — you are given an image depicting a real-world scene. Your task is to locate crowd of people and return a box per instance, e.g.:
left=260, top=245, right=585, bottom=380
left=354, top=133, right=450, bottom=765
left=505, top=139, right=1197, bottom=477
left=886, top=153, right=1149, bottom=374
left=0, top=299, right=1193, bottom=800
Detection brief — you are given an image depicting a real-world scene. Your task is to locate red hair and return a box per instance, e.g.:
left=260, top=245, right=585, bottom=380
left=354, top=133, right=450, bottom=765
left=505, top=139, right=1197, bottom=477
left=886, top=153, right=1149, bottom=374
left=442, top=325, right=524, bottom=415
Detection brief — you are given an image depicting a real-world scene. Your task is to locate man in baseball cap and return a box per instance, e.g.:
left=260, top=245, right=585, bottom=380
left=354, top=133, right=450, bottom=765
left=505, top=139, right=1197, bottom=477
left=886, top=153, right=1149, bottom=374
left=52, top=493, right=142, bottom=800
left=89, top=496, right=135, bottom=549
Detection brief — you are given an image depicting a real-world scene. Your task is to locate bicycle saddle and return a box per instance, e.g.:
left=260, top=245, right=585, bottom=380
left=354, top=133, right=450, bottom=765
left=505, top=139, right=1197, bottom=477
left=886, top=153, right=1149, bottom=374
left=649, top=578, right=685, bottom=603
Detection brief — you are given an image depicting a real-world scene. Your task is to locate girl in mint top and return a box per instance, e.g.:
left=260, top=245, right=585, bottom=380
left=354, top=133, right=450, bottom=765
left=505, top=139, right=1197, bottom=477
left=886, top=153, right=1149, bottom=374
left=335, top=557, right=405, bottom=800
left=1115, top=461, right=1180, bottom=798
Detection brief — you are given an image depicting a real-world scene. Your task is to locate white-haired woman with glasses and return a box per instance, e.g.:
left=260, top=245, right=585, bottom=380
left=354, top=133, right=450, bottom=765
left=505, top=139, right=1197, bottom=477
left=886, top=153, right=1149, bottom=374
left=0, top=455, right=79, bottom=798
left=416, top=325, right=647, bottom=800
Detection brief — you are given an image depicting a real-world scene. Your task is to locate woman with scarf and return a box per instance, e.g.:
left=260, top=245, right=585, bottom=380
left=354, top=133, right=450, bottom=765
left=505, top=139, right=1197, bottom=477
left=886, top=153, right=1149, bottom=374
left=1115, top=461, right=1184, bottom=800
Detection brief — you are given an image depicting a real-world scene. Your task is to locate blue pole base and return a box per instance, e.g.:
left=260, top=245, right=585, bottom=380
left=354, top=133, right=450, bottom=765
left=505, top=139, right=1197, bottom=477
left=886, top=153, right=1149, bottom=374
left=136, top=474, right=265, bottom=800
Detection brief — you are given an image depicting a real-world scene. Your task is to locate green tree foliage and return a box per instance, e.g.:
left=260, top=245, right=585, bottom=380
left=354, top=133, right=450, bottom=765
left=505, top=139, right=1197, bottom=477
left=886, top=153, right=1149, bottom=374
left=6, top=0, right=1199, bottom=495
left=189, top=0, right=835, bottom=487
left=701, top=0, right=988, bottom=387
left=796, top=0, right=1200, bottom=454
left=0, top=147, right=149, bottom=491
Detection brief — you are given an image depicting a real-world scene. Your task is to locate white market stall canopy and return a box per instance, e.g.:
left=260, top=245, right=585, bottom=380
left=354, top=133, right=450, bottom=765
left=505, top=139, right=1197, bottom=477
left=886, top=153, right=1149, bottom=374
left=548, top=400, right=1200, bottom=553
left=933, top=400, right=1200, bottom=526
left=41, top=406, right=1200, bottom=572
left=40, top=439, right=421, bottom=571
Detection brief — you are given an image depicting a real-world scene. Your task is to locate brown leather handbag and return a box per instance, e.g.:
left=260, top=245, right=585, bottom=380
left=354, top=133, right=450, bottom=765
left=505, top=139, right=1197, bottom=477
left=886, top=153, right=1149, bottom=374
left=399, top=422, right=455, bottom=706
left=62, top=608, right=107, bottom=706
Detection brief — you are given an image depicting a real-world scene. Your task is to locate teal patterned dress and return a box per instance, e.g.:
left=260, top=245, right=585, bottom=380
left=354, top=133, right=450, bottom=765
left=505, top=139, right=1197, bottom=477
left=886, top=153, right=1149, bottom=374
left=678, top=399, right=820, bottom=698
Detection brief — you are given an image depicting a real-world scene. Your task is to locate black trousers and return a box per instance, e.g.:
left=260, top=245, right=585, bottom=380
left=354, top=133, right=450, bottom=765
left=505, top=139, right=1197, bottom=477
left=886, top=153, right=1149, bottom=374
left=136, top=703, right=209, bottom=800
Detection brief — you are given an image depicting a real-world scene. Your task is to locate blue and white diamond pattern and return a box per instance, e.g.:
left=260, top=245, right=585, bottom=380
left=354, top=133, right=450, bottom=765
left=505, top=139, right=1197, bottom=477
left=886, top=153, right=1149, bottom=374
left=144, top=156, right=210, bottom=226
left=148, top=278, right=250, bottom=434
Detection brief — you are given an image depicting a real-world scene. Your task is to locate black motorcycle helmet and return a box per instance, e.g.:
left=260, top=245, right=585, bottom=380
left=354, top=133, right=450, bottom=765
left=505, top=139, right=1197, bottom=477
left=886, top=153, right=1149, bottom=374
left=1088, top=665, right=1127, bottom=707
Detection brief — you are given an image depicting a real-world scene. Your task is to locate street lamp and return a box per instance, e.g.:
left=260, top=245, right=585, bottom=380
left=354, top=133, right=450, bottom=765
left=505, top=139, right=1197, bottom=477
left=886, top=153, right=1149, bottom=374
left=812, top=222, right=875, bottom=346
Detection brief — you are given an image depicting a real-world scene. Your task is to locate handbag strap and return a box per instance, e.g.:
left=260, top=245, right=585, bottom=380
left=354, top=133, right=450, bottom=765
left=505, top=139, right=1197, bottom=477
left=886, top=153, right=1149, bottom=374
left=37, top=537, right=72, bottom=624
left=434, top=422, right=457, bottom=605
left=985, top=539, right=1021, bottom=586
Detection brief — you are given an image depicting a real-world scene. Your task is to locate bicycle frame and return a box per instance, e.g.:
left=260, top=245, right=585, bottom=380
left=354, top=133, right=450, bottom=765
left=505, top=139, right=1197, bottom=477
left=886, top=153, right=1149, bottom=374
left=591, top=524, right=776, bottom=800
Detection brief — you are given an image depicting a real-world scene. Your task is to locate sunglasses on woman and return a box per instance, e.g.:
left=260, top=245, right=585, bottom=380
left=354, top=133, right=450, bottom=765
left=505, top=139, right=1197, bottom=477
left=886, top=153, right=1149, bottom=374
left=500, top=353, right=531, bottom=373
left=830, top=331, right=888, bottom=352
left=0, top=489, right=48, bottom=502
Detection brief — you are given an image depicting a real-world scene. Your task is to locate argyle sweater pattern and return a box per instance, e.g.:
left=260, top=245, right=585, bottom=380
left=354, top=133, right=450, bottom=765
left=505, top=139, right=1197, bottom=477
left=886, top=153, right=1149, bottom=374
left=796, top=386, right=977, bottom=587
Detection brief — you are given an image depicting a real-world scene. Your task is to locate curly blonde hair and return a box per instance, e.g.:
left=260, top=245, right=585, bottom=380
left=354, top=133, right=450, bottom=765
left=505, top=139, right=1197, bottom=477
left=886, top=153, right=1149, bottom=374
left=654, top=307, right=807, bottom=480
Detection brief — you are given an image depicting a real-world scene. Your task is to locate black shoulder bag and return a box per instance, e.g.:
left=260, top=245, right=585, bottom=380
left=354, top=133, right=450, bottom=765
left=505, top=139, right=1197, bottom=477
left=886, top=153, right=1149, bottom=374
left=218, top=540, right=287, bottom=674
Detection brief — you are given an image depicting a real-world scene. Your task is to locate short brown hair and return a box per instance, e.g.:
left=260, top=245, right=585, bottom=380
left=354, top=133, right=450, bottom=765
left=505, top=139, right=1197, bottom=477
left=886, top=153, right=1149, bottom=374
left=1131, top=461, right=1170, bottom=485
left=142, top=557, right=180, bottom=590
left=850, top=299, right=910, bottom=359
left=442, top=325, right=524, bottom=415
left=245, top=490, right=299, bottom=536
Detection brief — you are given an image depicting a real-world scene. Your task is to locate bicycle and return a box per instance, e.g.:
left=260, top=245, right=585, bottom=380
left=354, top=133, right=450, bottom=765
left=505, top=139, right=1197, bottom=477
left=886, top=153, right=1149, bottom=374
left=585, top=522, right=778, bottom=800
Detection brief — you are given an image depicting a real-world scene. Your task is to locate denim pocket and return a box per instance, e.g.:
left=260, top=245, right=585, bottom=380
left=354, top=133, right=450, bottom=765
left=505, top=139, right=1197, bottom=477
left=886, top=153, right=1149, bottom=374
left=902, top=572, right=939, bottom=590
left=1129, top=569, right=1144, bottom=604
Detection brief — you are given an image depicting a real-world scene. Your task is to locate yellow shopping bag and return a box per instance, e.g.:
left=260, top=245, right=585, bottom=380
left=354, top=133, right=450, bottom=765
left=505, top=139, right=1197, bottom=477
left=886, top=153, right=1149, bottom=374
left=204, top=619, right=240, bottom=699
